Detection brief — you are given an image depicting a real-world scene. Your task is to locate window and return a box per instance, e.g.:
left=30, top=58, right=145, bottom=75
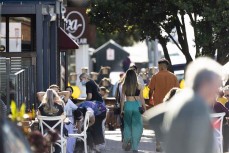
left=1, top=16, right=34, bottom=52
left=0, top=17, right=6, bottom=51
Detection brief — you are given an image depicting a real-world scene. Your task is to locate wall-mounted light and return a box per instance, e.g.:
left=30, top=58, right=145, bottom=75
left=0, top=45, right=6, bottom=52
left=48, top=6, right=56, bottom=22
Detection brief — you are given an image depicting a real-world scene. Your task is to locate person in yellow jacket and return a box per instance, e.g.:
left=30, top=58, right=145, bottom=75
left=217, top=87, right=228, bottom=106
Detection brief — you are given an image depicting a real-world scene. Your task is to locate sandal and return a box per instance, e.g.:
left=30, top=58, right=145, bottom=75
left=122, top=141, right=131, bottom=151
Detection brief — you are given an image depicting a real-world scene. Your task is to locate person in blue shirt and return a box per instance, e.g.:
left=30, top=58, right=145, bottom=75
left=74, top=101, right=107, bottom=152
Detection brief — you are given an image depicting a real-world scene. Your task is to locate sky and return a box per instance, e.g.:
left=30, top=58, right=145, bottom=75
left=123, top=15, right=196, bottom=65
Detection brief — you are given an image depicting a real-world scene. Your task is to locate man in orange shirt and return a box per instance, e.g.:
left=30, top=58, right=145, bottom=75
left=148, top=58, right=179, bottom=106
left=148, top=58, right=179, bottom=151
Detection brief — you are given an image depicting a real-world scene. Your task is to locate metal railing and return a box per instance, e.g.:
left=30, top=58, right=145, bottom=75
left=0, top=57, right=35, bottom=113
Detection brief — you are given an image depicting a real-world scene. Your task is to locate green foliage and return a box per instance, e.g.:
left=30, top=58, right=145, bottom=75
left=88, top=0, right=229, bottom=64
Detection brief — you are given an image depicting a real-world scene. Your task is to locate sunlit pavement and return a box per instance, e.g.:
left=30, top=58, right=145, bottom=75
left=104, top=129, right=156, bottom=153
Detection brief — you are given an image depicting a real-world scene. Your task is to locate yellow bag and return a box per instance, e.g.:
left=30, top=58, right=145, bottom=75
left=143, top=86, right=150, bottom=99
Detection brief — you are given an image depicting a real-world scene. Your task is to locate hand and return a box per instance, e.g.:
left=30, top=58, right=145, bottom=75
left=120, top=111, right=124, bottom=117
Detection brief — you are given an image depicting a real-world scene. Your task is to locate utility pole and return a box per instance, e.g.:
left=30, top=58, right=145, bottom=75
left=146, top=37, right=153, bottom=68
left=147, top=37, right=159, bottom=68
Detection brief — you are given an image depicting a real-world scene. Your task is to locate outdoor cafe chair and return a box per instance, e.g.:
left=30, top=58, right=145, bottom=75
left=37, top=114, right=67, bottom=153
left=68, top=111, right=90, bottom=153
left=211, top=112, right=226, bottom=153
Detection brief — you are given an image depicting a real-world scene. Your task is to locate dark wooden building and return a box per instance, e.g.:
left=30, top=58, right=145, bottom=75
left=92, top=39, right=130, bottom=72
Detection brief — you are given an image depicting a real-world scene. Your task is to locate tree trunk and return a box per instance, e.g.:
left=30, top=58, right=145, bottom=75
left=174, top=16, right=193, bottom=64
left=158, top=37, right=174, bottom=73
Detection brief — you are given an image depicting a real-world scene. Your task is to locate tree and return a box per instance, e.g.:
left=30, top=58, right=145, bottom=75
left=88, top=0, right=229, bottom=65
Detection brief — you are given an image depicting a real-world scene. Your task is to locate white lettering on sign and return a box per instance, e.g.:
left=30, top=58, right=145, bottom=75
left=106, top=48, right=115, bottom=61
left=65, top=11, right=85, bottom=40
left=75, top=38, right=87, bottom=44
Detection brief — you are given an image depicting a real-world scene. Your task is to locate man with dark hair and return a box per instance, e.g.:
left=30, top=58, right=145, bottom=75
left=148, top=58, right=179, bottom=106
left=148, top=58, right=179, bottom=151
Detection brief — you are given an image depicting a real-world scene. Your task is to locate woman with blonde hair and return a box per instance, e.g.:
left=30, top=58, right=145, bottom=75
left=38, top=89, right=64, bottom=117
left=121, top=68, right=146, bottom=153
left=38, top=89, right=65, bottom=153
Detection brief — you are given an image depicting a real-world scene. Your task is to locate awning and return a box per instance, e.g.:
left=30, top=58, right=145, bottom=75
left=58, top=27, right=79, bottom=50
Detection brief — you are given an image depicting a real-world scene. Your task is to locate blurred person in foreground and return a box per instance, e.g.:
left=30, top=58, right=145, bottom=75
left=0, top=119, right=32, bottom=153
left=148, top=58, right=179, bottom=106
left=143, top=87, right=180, bottom=152
left=121, top=68, right=146, bottom=153
left=162, top=57, right=223, bottom=153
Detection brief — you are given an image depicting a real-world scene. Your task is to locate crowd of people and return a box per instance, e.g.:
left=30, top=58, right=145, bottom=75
left=1, top=56, right=227, bottom=153
left=36, top=77, right=106, bottom=153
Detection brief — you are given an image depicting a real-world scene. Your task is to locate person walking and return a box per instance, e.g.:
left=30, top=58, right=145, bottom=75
left=148, top=58, right=179, bottom=106
left=121, top=69, right=146, bottom=153
left=162, top=57, right=223, bottom=153
left=114, top=73, right=125, bottom=141
left=148, top=58, right=179, bottom=150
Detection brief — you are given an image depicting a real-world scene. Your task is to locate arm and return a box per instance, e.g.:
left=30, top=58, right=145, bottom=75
left=148, top=76, right=156, bottom=100
left=86, top=93, right=92, bottom=101
left=58, top=91, right=70, bottom=102
left=85, top=82, right=93, bottom=100
left=139, top=86, right=146, bottom=111
left=89, top=115, right=95, bottom=126
left=216, top=102, right=229, bottom=117
left=120, top=86, right=125, bottom=115
left=76, top=120, right=83, bottom=133
left=37, top=92, right=45, bottom=102
left=69, top=99, right=78, bottom=110
left=174, top=76, right=179, bottom=88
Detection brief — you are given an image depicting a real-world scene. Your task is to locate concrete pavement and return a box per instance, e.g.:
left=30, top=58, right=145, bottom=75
left=103, top=129, right=156, bottom=153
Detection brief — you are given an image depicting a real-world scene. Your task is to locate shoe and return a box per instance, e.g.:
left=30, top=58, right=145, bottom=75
left=156, top=141, right=162, bottom=152
left=122, top=141, right=131, bottom=151
left=156, top=148, right=162, bottom=152
left=133, top=150, right=138, bottom=153
left=99, top=143, right=106, bottom=151
left=94, top=145, right=101, bottom=153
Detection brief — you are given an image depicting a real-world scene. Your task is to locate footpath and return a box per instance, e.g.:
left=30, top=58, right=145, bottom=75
left=104, top=129, right=156, bottom=153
